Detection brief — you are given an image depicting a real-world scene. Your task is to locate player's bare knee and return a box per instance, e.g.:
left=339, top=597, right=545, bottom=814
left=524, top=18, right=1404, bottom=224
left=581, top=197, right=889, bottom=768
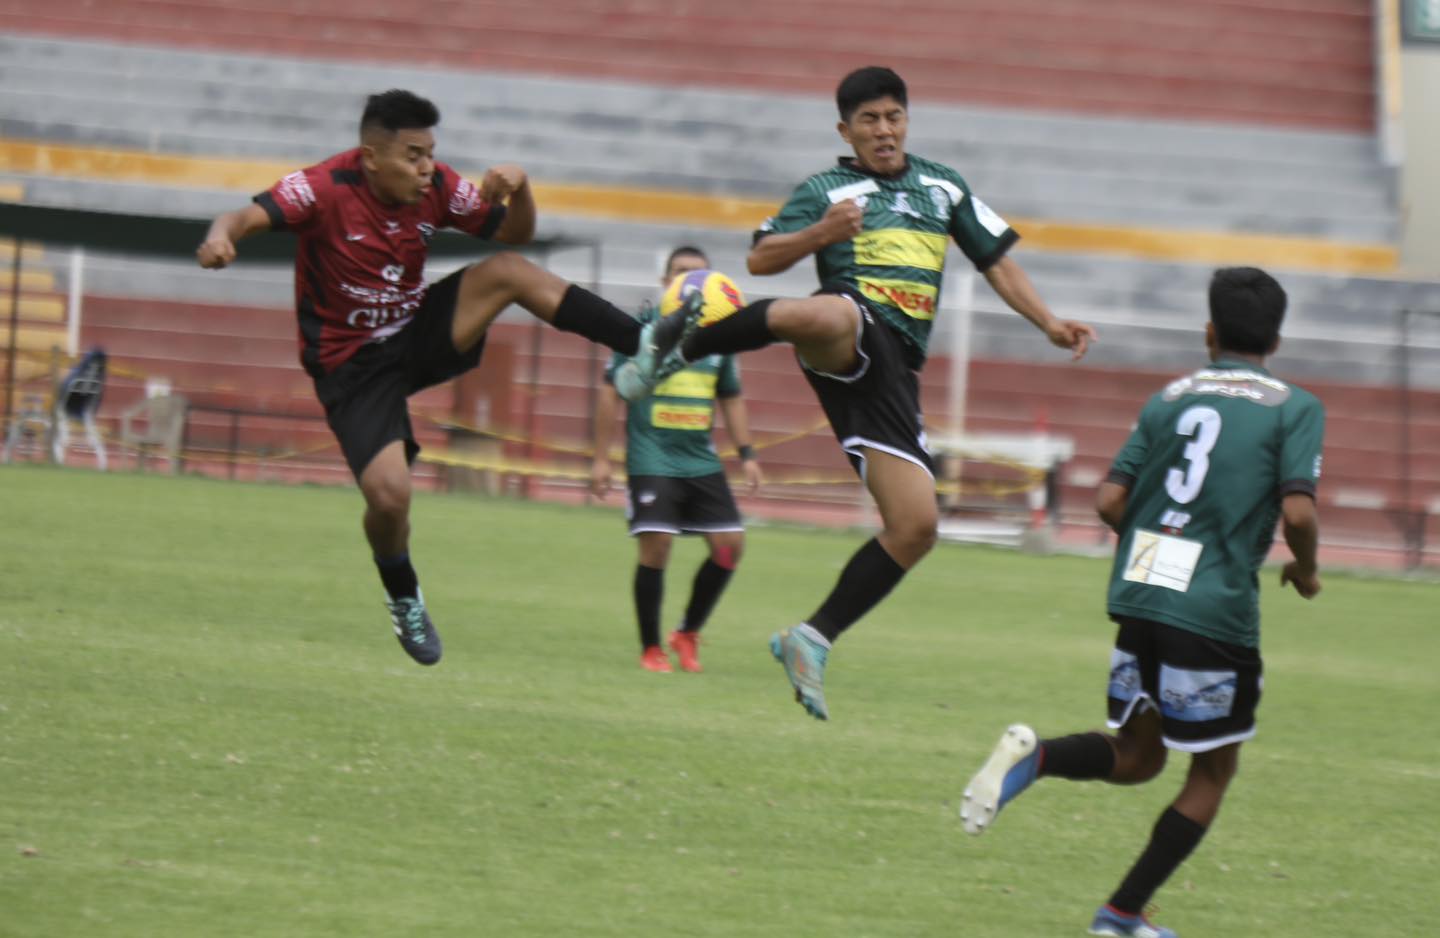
left=711, top=539, right=743, bottom=569
left=885, top=517, right=937, bottom=561
left=465, top=251, right=528, bottom=292
left=362, top=476, right=411, bottom=519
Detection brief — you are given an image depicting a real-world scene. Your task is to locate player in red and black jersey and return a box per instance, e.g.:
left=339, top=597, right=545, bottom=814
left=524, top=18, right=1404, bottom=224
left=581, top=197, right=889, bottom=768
left=197, top=89, right=672, bottom=666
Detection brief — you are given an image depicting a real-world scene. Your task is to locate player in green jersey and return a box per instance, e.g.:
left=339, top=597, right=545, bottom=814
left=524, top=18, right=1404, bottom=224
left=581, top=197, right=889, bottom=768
left=592, top=247, right=763, bottom=673
left=617, top=66, right=1095, bottom=719
left=961, top=268, right=1324, bottom=938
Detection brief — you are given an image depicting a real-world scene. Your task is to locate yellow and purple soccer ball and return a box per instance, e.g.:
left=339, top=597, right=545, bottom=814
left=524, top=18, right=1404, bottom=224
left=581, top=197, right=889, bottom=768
left=659, top=269, right=746, bottom=328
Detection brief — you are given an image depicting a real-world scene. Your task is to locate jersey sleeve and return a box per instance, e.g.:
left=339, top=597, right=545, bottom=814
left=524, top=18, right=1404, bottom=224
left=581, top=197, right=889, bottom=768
left=715, top=355, right=741, bottom=398
left=752, top=178, right=825, bottom=245
left=253, top=165, right=327, bottom=233
left=1278, top=393, right=1326, bottom=498
left=435, top=166, right=507, bottom=240
left=950, top=182, right=1019, bottom=272
left=1106, top=398, right=1157, bottom=488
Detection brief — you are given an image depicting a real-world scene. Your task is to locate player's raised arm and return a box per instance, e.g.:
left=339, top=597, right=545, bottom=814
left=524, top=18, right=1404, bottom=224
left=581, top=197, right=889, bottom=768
left=482, top=164, right=536, bottom=245
left=196, top=203, right=272, bottom=269
left=982, top=254, right=1096, bottom=360
left=748, top=199, right=863, bottom=276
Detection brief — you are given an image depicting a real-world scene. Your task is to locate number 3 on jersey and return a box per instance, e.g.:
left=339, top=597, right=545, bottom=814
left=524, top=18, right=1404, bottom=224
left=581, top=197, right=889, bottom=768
left=1165, top=406, right=1222, bottom=504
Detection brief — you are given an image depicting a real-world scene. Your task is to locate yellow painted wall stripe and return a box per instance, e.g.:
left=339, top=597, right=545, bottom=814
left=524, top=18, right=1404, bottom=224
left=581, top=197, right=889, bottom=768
left=0, top=139, right=1399, bottom=274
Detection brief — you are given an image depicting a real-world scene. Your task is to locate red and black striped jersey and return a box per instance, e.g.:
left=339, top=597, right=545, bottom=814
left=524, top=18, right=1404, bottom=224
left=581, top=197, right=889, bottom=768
left=254, top=148, right=505, bottom=376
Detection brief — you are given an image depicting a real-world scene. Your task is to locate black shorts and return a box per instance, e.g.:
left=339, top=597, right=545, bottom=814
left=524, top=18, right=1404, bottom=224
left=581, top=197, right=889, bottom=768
left=1106, top=615, right=1263, bottom=753
left=626, top=472, right=743, bottom=536
left=313, top=268, right=484, bottom=479
left=801, top=286, right=934, bottom=480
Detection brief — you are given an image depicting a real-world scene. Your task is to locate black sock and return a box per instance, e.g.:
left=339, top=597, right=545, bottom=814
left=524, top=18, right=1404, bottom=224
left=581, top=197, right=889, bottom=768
left=553, top=285, right=641, bottom=355
left=681, top=558, right=734, bottom=632
left=679, top=299, right=776, bottom=361
left=1039, top=733, right=1116, bottom=780
left=375, top=552, right=419, bottom=600
left=633, top=564, right=664, bottom=649
left=807, top=537, right=907, bottom=642
left=1108, top=807, right=1208, bottom=914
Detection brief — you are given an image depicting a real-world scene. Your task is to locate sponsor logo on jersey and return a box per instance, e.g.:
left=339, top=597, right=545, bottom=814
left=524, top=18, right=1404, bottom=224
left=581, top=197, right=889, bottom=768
left=653, top=370, right=719, bottom=399
left=276, top=171, right=315, bottom=210
left=449, top=178, right=483, bottom=216
left=853, top=229, right=947, bottom=272
left=857, top=276, right=939, bottom=320
left=651, top=403, right=714, bottom=431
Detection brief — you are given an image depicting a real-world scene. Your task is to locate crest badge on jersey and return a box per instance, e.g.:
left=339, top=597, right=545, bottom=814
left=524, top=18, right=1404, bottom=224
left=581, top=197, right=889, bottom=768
left=929, top=187, right=950, bottom=218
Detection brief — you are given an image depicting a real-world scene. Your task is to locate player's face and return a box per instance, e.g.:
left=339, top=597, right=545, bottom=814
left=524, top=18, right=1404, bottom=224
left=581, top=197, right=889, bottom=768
left=838, top=96, right=908, bottom=175
left=363, top=128, right=437, bottom=206
left=662, top=253, right=708, bottom=286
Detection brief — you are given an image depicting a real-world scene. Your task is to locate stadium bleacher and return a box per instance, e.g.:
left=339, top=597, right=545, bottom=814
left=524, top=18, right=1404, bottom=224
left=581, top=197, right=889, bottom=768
left=0, top=3, right=1435, bottom=567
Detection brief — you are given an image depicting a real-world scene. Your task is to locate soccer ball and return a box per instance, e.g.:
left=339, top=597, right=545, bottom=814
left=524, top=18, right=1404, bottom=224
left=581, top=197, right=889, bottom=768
left=659, top=269, right=746, bottom=328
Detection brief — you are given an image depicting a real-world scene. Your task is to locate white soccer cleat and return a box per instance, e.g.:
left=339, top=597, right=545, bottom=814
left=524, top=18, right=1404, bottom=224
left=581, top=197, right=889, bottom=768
left=961, top=723, right=1039, bottom=835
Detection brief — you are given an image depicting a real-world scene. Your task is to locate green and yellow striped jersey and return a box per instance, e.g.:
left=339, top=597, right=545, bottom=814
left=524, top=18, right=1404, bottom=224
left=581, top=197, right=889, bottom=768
left=755, top=154, right=1018, bottom=369
left=605, top=305, right=742, bottom=478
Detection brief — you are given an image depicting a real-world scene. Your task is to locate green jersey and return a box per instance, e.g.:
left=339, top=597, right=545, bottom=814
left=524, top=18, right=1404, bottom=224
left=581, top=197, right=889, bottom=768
left=606, top=306, right=742, bottom=478
left=755, top=153, right=1018, bottom=369
left=1105, top=359, right=1326, bottom=648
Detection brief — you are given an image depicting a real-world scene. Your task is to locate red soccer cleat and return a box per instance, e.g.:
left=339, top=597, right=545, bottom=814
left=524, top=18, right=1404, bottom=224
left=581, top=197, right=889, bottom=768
left=640, top=645, right=673, bottom=672
left=667, top=630, right=703, bottom=673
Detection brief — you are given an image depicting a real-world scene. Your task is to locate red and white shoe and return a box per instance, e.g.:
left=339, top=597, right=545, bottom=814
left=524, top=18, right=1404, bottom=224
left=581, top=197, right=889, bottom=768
left=667, top=630, right=703, bottom=673
left=640, top=646, right=673, bottom=672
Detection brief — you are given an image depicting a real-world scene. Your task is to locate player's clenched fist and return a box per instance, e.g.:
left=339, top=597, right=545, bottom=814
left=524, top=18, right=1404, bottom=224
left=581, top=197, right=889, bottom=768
left=818, top=199, right=865, bottom=245
left=480, top=164, right=527, bottom=202
left=196, top=236, right=237, bottom=270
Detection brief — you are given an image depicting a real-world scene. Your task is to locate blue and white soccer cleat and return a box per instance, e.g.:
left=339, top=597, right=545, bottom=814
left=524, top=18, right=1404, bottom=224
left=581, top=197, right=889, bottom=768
left=614, top=290, right=704, bottom=402
left=769, top=626, right=831, bottom=721
left=386, top=589, right=442, bottom=666
left=960, top=723, right=1039, bottom=834
left=1088, top=905, right=1178, bottom=938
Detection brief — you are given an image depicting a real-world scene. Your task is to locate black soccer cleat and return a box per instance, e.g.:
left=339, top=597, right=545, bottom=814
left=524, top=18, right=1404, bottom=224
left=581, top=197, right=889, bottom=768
left=385, top=590, right=442, bottom=665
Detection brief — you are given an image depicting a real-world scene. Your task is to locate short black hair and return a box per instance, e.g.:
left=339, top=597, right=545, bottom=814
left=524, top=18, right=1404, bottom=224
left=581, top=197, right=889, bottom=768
left=360, top=90, right=440, bottom=138
left=837, top=67, right=907, bottom=123
left=1209, top=267, right=1287, bottom=355
left=664, top=245, right=708, bottom=274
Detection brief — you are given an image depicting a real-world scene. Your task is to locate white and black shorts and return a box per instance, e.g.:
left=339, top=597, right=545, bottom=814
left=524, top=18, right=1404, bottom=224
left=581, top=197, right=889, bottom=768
left=800, top=287, right=934, bottom=481
left=626, top=472, right=742, bottom=536
left=1106, top=615, right=1264, bottom=753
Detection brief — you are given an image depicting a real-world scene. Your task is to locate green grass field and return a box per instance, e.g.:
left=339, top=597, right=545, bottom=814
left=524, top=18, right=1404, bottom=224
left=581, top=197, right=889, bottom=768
left=1, top=464, right=1435, bottom=937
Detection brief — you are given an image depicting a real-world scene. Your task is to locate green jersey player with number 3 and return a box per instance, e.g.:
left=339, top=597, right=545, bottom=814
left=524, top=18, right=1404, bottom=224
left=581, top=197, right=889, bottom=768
left=961, top=268, right=1325, bottom=938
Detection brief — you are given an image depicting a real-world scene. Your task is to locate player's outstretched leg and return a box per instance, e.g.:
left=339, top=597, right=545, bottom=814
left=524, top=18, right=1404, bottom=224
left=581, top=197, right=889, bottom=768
left=961, top=724, right=1039, bottom=834
left=769, top=625, right=831, bottom=720
left=1087, top=906, right=1178, bottom=938
left=614, top=289, right=705, bottom=402
left=386, top=587, right=442, bottom=665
